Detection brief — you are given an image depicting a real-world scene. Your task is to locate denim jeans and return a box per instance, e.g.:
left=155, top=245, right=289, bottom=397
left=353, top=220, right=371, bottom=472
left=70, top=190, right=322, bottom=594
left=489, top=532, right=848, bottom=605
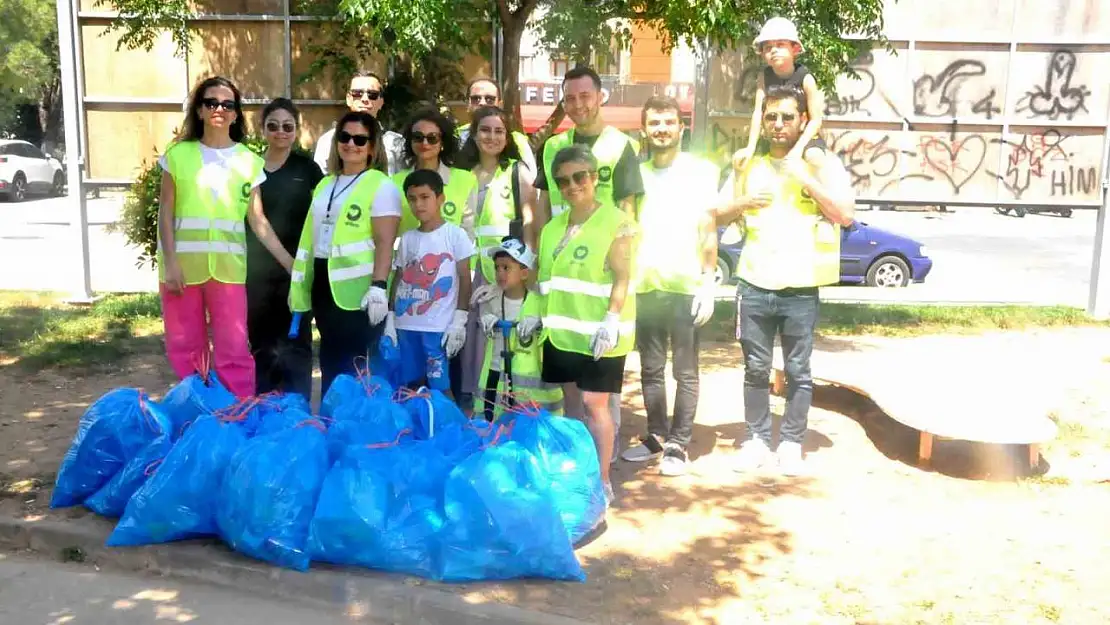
left=636, top=290, right=699, bottom=448
left=736, top=280, right=819, bottom=445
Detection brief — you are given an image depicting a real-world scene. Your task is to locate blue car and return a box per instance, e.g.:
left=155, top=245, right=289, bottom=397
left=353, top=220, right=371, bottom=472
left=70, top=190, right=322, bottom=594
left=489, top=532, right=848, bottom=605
left=716, top=221, right=933, bottom=287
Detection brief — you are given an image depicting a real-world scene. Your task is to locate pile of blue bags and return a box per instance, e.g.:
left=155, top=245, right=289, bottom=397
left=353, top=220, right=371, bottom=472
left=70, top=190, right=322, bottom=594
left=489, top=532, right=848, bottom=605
left=51, top=369, right=605, bottom=582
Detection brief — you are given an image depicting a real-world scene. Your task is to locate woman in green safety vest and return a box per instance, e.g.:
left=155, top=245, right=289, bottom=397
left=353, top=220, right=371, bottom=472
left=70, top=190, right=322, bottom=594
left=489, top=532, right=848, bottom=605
left=531, top=144, right=636, bottom=504
left=454, top=105, right=539, bottom=415
left=157, top=75, right=294, bottom=399
left=287, top=110, right=402, bottom=397
left=393, top=107, right=478, bottom=238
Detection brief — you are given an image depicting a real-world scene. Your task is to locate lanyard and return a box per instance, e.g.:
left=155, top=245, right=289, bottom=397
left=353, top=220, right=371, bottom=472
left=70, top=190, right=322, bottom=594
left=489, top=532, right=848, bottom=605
left=325, top=170, right=366, bottom=221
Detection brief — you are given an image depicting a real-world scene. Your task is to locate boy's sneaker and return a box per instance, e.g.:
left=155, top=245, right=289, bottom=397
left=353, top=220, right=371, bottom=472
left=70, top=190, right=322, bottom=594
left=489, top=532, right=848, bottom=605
left=733, top=438, right=773, bottom=472
left=620, top=434, right=665, bottom=462
left=776, top=441, right=806, bottom=476
left=659, top=443, right=688, bottom=477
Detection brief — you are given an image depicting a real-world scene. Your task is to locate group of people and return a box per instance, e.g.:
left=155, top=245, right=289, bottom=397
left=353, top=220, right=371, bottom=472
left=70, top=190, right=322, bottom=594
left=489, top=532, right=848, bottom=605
left=155, top=17, right=855, bottom=502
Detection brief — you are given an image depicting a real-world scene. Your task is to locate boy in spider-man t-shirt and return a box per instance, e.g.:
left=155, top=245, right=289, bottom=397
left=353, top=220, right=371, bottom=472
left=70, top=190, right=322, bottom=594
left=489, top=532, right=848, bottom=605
left=383, top=169, right=475, bottom=395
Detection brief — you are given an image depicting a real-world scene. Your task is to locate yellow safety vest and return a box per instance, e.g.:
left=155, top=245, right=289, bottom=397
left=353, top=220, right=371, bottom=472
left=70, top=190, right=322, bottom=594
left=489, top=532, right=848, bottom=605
left=394, top=167, right=477, bottom=234
left=474, top=161, right=518, bottom=283
left=541, top=126, right=635, bottom=216
left=473, top=293, right=563, bottom=418
left=636, top=153, right=720, bottom=295
left=158, top=140, right=263, bottom=285
left=537, top=206, right=635, bottom=357
left=738, top=155, right=840, bottom=290
left=288, top=171, right=389, bottom=312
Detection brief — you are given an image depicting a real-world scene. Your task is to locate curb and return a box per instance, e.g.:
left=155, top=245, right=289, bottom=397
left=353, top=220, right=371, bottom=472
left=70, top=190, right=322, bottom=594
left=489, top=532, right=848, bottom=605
left=0, top=514, right=588, bottom=625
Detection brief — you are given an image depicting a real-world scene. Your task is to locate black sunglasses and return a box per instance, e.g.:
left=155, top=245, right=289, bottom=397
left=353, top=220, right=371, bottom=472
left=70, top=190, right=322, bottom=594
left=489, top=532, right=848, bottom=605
left=349, top=89, right=381, bottom=101
left=469, top=94, right=498, bottom=105
left=764, top=112, right=797, bottom=122
left=553, top=170, right=594, bottom=189
left=201, top=98, right=236, bottom=112
left=265, top=121, right=296, bottom=133
left=411, top=131, right=441, bottom=145
left=337, top=131, right=372, bottom=147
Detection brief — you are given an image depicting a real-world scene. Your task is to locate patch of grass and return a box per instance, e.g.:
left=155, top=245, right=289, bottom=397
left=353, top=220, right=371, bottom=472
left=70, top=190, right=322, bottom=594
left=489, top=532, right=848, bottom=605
left=0, top=292, right=163, bottom=372
left=1038, top=604, right=1062, bottom=622
left=702, top=299, right=1109, bottom=341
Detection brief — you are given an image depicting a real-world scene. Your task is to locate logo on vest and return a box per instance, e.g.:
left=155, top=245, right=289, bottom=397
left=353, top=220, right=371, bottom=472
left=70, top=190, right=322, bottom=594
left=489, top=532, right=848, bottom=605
left=346, top=204, right=363, bottom=224
left=443, top=201, right=457, bottom=217
left=572, top=245, right=589, bottom=261
left=240, top=182, right=251, bottom=200
left=598, top=166, right=613, bottom=183
left=499, top=185, right=511, bottom=199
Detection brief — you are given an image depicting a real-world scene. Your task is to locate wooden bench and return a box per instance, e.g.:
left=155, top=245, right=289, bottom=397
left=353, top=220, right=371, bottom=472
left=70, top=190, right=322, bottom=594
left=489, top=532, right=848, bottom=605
left=769, top=342, right=1058, bottom=471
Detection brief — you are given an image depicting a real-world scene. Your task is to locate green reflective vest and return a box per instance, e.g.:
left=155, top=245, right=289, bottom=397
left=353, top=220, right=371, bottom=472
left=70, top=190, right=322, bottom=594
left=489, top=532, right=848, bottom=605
left=393, top=167, right=477, bottom=234
left=158, top=140, right=263, bottom=285
left=636, top=153, right=720, bottom=295
left=288, top=171, right=389, bottom=312
left=537, top=206, right=636, bottom=357
left=474, top=161, right=518, bottom=283
left=541, top=126, right=634, bottom=217
left=473, top=293, right=563, bottom=418
left=737, top=155, right=840, bottom=290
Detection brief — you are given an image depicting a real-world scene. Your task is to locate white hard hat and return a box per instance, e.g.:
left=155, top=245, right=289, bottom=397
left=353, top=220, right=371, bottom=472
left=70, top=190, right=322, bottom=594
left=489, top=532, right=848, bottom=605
left=754, top=17, right=804, bottom=52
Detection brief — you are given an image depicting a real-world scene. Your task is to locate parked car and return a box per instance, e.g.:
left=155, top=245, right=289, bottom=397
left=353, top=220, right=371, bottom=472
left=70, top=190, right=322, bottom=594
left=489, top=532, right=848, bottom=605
left=717, top=221, right=933, bottom=288
left=0, top=139, right=65, bottom=202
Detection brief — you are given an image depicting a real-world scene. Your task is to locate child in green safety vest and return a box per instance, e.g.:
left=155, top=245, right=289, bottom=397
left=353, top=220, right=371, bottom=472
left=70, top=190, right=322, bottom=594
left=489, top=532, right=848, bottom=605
left=475, top=238, right=563, bottom=421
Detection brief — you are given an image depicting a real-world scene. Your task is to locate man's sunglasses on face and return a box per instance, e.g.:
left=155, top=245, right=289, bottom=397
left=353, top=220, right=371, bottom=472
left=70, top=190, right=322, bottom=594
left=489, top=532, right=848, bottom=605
left=349, top=90, right=381, bottom=101
left=764, top=112, right=797, bottom=123
left=469, top=94, right=497, bottom=105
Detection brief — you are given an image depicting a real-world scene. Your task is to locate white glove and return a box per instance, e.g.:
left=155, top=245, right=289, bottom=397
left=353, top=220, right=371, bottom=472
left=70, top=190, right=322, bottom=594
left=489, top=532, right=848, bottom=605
left=361, top=286, right=389, bottom=326
left=381, top=311, right=398, bottom=346
left=480, top=312, right=500, bottom=337
left=517, top=316, right=542, bottom=342
left=690, top=272, right=717, bottom=327
left=470, top=283, right=501, bottom=307
left=442, top=309, right=469, bottom=358
left=589, top=312, right=621, bottom=361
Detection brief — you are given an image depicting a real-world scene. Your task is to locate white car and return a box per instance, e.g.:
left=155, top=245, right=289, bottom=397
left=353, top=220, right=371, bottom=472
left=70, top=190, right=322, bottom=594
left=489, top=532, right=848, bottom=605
left=0, top=139, right=64, bottom=201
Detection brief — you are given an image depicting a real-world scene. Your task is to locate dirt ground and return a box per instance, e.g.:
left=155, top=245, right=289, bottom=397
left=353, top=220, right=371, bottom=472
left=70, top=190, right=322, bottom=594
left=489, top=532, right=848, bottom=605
left=2, top=329, right=1109, bottom=625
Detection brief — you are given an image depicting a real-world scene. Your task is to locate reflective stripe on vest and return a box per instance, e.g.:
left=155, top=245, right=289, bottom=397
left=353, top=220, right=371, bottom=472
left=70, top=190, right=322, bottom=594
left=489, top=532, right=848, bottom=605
left=636, top=153, right=719, bottom=295
left=476, top=162, right=518, bottom=283
left=536, top=206, right=636, bottom=357
left=158, top=140, right=262, bottom=286
left=542, top=127, right=634, bottom=216
left=472, top=294, right=563, bottom=418
left=288, top=172, right=389, bottom=312
left=394, top=167, right=478, bottom=235
left=737, top=156, right=840, bottom=290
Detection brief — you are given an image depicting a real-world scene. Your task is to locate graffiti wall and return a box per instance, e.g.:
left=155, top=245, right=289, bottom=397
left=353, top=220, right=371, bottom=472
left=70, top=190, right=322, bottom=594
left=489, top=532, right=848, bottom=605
left=704, top=0, right=1109, bottom=206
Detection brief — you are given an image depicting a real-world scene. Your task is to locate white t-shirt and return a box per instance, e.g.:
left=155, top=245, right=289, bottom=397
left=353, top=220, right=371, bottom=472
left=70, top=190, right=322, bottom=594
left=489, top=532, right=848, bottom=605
left=480, top=294, right=524, bottom=371
left=158, top=144, right=266, bottom=204
left=311, top=174, right=402, bottom=259
left=392, top=223, right=476, bottom=333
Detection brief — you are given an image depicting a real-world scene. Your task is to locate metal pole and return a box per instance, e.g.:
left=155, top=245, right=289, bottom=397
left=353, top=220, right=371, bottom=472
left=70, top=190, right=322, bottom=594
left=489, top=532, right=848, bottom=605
left=69, top=0, right=88, bottom=167
left=55, top=0, right=95, bottom=303
left=1087, top=131, right=1110, bottom=319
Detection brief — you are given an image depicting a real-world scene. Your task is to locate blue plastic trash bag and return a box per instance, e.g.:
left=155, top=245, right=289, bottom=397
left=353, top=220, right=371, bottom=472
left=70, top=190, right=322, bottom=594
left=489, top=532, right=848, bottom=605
left=503, top=407, right=605, bottom=544
left=438, top=442, right=585, bottom=582
left=160, top=372, right=237, bottom=440
left=321, top=373, right=393, bottom=419
left=51, top=388, right=172, bottom=510
left=370, top=335, right=403, bottom=389
left=308, top=440, right=450, bottom=577
left=398, top=388, right=467, bottom=440
left=216, top=420, right=329, bottom=571
left=431, top=420, right=497, bottom=465
left=107, top=415, right=248, bottom=546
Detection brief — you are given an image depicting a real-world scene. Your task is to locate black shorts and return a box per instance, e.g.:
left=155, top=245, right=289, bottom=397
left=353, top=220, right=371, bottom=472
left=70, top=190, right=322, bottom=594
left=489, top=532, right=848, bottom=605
left=541, top=340, right=626, bottom=394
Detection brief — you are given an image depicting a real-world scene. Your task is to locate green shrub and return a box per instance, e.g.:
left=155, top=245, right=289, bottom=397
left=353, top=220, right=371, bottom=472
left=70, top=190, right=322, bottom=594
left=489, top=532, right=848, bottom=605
left=117, top=135, right=272, bottom=268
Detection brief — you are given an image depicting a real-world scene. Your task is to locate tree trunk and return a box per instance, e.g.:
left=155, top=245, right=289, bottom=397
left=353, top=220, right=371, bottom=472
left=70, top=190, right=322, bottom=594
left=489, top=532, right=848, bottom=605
left=499, top=16, right=564, bottom=149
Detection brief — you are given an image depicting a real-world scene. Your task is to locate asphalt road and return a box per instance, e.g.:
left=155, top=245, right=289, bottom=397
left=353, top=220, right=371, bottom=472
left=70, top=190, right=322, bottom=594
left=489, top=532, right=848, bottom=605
left=0, top=196, right=1103, bottom=306
left=0, top=554, right=366, bottom=624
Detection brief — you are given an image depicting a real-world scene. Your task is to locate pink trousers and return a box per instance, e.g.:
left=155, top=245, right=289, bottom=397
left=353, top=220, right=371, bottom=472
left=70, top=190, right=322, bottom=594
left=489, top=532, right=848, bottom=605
left=160, top=280, right=255, bottom=398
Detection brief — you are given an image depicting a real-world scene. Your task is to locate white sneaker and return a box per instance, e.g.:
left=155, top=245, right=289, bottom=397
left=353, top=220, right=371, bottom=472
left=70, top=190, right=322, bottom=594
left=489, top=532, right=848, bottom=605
left=620, top=435, right=665, bottom=462
left=659, top=443, right=688, bottom=477
left=603, top=482, right=615, bottom=508
left=776, top=441, right=806, bottom=476
left=733, top=438, right=773, bottom=472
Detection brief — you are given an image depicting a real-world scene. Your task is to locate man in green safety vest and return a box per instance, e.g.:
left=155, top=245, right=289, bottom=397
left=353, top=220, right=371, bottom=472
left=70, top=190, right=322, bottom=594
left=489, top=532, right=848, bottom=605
left=534, top=65, right=644, bottom=463
left=716, top=83, right=856, bottom=476
left=457, top=77, right=537, bottom=176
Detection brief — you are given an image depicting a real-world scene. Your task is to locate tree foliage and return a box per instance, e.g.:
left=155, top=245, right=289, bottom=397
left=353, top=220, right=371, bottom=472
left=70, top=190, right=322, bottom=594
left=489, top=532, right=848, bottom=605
left=0, top=0, right=61, bottom=144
